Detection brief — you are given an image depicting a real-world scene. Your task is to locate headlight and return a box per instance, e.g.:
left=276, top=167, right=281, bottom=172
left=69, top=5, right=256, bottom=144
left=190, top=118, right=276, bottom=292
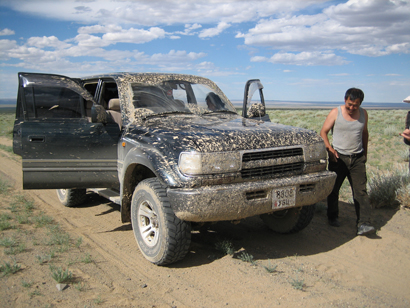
left=179, top=151, right=241, bottom=175
left=304, top=141, right=327, bottom=162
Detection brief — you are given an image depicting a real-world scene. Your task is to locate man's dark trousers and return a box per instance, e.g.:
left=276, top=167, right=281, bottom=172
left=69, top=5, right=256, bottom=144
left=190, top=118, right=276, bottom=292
left=327, top=152, right=372, bottom=227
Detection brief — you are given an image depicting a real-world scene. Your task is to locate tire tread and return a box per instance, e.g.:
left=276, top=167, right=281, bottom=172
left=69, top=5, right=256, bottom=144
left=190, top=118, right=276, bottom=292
left=133, top=178, right=191, bottom=265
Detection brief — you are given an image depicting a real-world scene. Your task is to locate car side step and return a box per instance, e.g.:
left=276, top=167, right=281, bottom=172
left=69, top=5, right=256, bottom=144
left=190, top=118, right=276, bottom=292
left=89, top=188, right=121, bottom=205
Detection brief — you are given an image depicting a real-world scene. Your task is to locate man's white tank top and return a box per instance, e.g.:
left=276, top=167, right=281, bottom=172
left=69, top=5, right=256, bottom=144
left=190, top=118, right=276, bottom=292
left=332, top=106, right=365, bottom=155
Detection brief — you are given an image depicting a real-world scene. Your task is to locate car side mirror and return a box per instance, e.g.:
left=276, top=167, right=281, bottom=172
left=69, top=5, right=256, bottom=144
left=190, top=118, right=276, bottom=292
left=91, top=105, right=107, bottom=123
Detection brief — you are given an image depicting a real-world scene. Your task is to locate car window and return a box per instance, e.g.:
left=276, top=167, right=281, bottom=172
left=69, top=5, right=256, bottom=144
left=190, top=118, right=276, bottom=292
left=131, top=84, right=190, bottom=113
left=23, top=86, right=83, bottom=119
left=191, top=84, right=228, bottom=112
left=84, top=83, right=98, bottom=97
left=130, top=80, right=235, bottom=115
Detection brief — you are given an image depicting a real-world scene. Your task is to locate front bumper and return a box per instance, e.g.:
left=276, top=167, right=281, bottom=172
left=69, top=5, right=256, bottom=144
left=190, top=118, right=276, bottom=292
left=167, top=171, right=336, bottom=222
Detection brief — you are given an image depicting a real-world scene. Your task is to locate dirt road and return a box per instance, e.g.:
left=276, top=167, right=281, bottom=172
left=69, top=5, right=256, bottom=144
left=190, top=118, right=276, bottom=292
left=1, top=137, right=410, bottom=307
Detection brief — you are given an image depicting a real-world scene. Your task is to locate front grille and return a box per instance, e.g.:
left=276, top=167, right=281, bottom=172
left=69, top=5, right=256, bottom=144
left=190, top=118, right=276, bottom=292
left=241, top=148, right=304, bottom=179
left=241, top=162, right=303, bottom=179
left=242, top=148, right=303, bottom=162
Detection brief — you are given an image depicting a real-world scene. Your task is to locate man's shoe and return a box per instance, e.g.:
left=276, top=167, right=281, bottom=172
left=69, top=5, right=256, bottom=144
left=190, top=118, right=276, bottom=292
left=328, top=218, right=340, bottom=227
left=357, top=224, right=375, bottom=236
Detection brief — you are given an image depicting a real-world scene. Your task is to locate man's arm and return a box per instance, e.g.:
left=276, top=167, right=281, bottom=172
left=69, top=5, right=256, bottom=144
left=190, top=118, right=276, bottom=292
left=400, top=128, right=410, bottom=143
left=402, top=111, right=410, bottom=145
left=320, top=108, right=338, bottom=161
left=362, top=109, right=369, bottom=158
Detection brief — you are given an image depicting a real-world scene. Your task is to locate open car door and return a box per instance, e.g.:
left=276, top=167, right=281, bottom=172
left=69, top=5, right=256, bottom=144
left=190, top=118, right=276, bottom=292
left=242, top=79, right=270, bottom=122
left=13, top=72, right=121, bottom=190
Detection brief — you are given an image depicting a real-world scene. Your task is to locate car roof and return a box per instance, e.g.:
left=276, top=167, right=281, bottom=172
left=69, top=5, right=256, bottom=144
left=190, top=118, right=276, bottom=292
left=80, top=72, right=204, bottom=81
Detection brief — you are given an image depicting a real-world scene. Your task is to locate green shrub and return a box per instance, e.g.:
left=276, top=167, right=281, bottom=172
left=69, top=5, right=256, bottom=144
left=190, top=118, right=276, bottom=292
left=0, top=213, right=13, bottom=231
left=5, top=243, right=26, bottom=255
left=33, top=212, right=54, bottom=227
left=290, top=276, right=305, bottom=290
left=0, top=261, right=21, bottom=276
left=21, top=280, right=33, bottom=288
left=0, top=237, right=17, bottom=247
left=397, top=183, right=410, bottom=208
left=400, top=150, right=410, bottom=162
left=0, top=178, right=10, bottom=194
left=368, top=168, right=410, bottom=208
left=49, top=265, right=72, bottom=283
left=238, top=251, right=255, bottom=264
left=215, top=239, right=235, bottom=256
left=263, top=260, right=278, bottom=273
left=383, top=125, right=398, bottom=136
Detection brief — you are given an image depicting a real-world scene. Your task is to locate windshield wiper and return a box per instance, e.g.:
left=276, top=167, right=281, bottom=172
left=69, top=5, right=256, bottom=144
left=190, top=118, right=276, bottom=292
left=203, top=110, right=238, bottom=115
left=142, top=110, right=193, bottom=120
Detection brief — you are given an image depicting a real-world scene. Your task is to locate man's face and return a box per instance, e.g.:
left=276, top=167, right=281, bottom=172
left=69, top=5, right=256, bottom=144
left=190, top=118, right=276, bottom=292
left=344, top=97, right=361, bottom=115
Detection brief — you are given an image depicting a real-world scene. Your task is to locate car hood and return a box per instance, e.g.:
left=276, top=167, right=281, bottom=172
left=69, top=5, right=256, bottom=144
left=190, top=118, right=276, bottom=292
left=126, top=114, right=322, bottom=152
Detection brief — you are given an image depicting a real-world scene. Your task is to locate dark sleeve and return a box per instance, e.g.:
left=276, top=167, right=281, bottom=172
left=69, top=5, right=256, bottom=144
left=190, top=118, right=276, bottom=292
left=405, top=111, right=410, bottom=146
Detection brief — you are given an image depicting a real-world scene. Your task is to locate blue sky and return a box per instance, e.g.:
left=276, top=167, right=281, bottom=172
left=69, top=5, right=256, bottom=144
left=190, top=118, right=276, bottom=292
left=0, top=0, right=409, bottom=103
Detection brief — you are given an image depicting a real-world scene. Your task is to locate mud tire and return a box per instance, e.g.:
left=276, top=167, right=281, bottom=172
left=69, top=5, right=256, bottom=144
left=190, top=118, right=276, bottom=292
left=131, top=178, right=191, bottom=265
left=56, top=189, right=87, bottom=207
left=260, top=204, right=315, bottom=234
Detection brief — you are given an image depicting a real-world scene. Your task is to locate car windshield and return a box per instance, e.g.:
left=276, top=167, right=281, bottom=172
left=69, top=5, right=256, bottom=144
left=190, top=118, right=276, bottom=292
left=130, top=79, right=237, bottom=117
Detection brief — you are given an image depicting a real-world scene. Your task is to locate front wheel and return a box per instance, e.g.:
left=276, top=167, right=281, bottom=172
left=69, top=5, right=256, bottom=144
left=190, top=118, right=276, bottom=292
left=56, top=189, right=87, bottom=207
left=131, top=178, right=191, bottom=265
left=260, top=204, right=315, bottom=234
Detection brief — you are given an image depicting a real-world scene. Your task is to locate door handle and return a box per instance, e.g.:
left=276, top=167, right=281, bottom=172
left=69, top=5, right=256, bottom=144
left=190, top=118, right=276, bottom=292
left=29, top=136, right=45, bottom=143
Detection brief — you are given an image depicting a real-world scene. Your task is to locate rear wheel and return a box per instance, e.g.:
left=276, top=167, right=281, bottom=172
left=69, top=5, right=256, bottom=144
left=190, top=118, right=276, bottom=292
left=260, top=204, right=315, bottom=234
left=131, top=178, right=191, bottom=265
left=56, top=189, right=87, bottom=207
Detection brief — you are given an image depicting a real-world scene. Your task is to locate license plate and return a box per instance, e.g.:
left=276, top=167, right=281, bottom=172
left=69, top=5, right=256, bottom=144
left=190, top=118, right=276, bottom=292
left=272, top=186, right=296, bottom=209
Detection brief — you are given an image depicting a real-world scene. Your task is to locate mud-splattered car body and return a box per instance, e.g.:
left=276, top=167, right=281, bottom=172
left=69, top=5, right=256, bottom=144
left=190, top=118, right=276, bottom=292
left=13, top=72, right=335, bottom=265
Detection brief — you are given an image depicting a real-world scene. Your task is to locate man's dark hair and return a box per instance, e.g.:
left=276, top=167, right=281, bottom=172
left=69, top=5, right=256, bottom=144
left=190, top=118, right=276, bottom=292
left=345, top=88, right=364, bottom=103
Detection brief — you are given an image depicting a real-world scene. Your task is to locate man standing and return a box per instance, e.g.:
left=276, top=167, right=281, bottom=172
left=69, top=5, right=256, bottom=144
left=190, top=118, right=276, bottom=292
left=320, top=88, right=375, bottom=236
left=401, top=96, right=410, bottom=171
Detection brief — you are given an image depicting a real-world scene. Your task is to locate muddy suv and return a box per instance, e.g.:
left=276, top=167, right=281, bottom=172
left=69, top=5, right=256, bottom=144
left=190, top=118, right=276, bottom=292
left=13, top=72, right=335, bottom=265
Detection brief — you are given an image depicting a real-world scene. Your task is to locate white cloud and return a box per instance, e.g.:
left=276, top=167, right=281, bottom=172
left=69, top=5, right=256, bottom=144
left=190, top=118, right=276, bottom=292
left=147, top=50, right=207, bottom=65
left=251, top=51, right=348, bottom=66
left=187, top=23, right=202, bottom=31
left=199, top=22, right=231, bottom=38
left=0, top=35, right=207, bottom=73
left=78, top=24, right=123, bottom=34
left=103, top=27, right=166, bottom=44
left=74, top=27, right=166, bottom=47
left=0, top=28, right=15, bottom=36
left=237, top=0, right=410, bottom=58
left=324, top=0, right=410, bottom=27
left=27, top=36, right=71, bottom=49
left=329, top=73, right=349, bottom=76
left=0, top=0, right=325, bottom=26
left=175, top=24, right=203, bottom=36
left=1, top=0, right=409, bottom=82
left=0, top=39, right=18, bottom=60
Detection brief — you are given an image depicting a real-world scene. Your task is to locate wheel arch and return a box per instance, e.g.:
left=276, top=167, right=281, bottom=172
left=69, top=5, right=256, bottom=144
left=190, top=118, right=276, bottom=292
left=120, top=163, right=156, bottom=223
left=119, top=145, right=182, bottom=223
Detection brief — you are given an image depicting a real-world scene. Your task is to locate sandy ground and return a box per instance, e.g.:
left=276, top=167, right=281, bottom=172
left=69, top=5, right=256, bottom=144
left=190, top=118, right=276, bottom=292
left=1, top=136, right=410, bottom=308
